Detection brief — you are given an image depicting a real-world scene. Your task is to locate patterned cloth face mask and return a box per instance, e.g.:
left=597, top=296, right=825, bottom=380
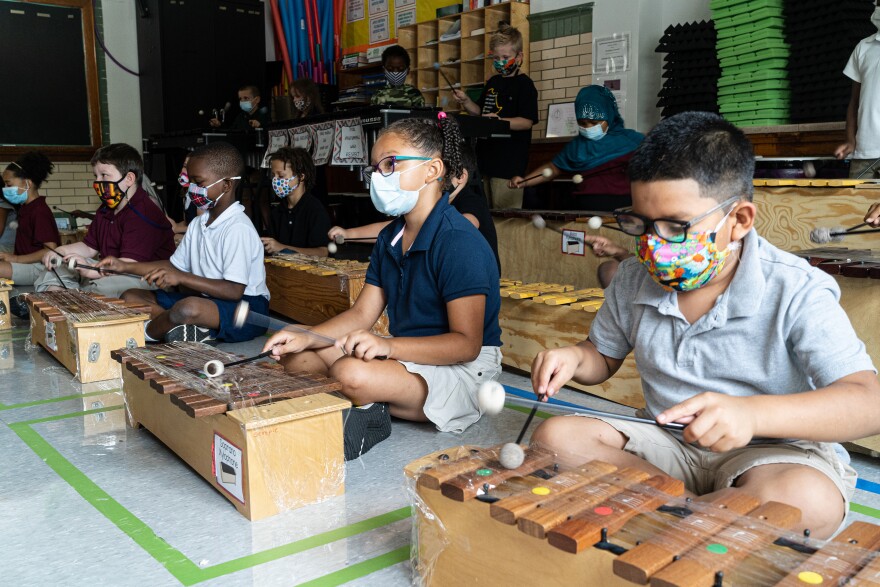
left=271, top=176, right=300, bottom=199
left=93, top=178, right=129, bottom=209
left=177, top=171, right=190, bottom=187
left=636, top=206, right=740, bottom=292
left=493, top=56, right=519, bottom=76
left=187, top=176, right=240, bottom=210
left=384, top=68, right=408, bottom=87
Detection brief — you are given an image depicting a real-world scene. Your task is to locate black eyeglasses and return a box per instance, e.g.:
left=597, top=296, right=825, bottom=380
left=613, top=196, right=741, bottom=243
left=361, top=155, right=430, bottom=186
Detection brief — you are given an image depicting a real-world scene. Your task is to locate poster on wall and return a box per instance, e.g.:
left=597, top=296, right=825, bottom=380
left=331, top=118, right=367, bottom=166
left=369, top=14, right=390, bottom=44
left=312, top=121, right=335, bottom=166
left=290, top=126, right=314, bottom=152
left=593, top=33, right=630, bottom=74
left=346, top=0, right=364, bottom=23
left=261, top=130, right=289, bottom=168
left=368, top=0, right=387, bottom=16
left=394, top=0, right=415, bottom=7
left=396, top=7, right=416, bottom=35
left=546, top=102, right=578, bottom=138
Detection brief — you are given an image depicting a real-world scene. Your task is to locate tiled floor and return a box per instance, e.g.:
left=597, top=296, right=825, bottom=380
left=3, top=306, right=880, bottom=586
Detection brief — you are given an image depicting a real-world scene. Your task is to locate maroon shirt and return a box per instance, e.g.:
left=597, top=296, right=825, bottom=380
left=15, top=196, right=61, bottom=255
left=83, top=187, right=175, bottom=261
left=571, top=152, right=633, bottom=197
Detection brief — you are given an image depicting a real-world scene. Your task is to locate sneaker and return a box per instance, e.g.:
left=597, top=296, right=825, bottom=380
left=9, top=294, right=29, bottom=319
left=163, top=324, right=217, bottom=345
left=343, top=402, right=391, bottom=461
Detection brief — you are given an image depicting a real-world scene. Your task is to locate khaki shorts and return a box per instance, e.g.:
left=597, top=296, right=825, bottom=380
left=401, top=345, right=502, bottom=433
left=579, top=413, right=856, bottom=514
left=10, top=262, right=46, bottom=286
left=33, top=258, right=154, bottom=297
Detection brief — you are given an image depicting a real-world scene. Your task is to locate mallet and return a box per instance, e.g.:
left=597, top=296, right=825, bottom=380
left=433, top=62, right=457, bottom=92
left=52, top=206, right=95, bottom=220
left=232, top=301, right=386, bottom=360
left=203, top=349, right=274, bottom=378
left=48, top=256, right=143, bottom=280
left=809, top=223, right=880, bottom=244
left=477, top=381, right=684, bottom=470
left=328, top=234, right=377, bottom=254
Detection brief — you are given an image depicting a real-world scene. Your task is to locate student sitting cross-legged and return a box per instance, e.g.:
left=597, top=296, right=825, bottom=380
left=97, top=142, right=269, bottom=344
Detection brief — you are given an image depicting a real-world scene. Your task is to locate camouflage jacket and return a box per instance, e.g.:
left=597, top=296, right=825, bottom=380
left=370, top=84, right=425, bottom=107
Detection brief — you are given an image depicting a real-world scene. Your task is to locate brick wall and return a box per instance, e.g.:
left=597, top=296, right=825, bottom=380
left=1, top=161, right=100, bottom=224
left=529, top=32, right=593, bottom=139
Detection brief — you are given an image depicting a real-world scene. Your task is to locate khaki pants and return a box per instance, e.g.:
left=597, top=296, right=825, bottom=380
left=484, top=177, right=523, bottom=209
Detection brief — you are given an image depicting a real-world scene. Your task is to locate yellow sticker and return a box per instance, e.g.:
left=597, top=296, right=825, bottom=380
left=531, top=486, right=551, bottom=496
left=797, top=571, right=824, bottom=585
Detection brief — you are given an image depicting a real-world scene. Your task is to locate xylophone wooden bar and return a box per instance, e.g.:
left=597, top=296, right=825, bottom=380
left=773, top=521, right=880, bottom=587
left=850, top=546, right=880, bottom=585
left=546, top=474, right=686, bottom=554
left=649, top=501, right=802, bottom=587
left=612, top=491, right=762, bottom=584
left=440, top=447, right=556, bottom=501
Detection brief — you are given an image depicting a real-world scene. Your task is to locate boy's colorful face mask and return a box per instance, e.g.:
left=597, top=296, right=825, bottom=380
left=93, top=178, right=128, bottom=208
left=271, top=176, right=299, bottom=198
left=187, top=176, right=241, bottom=210
left=493, top=55, right=519, bottom=76
left=635, top=210, right=738, bottom=292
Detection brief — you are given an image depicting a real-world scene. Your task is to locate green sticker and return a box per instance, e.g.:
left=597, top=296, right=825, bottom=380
left=476, top=468, right=493, bottom=476
left=706, top=543, right=728, bottom=555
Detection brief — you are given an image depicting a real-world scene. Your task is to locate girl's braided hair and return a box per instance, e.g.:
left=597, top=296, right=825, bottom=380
left=379, top=114, right=464, bottom=189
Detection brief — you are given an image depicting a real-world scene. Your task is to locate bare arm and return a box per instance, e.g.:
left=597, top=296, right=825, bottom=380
left=509, top=162, right=560, bottom=189
left=531, top=338, right=624, bottom=398
left=4, top=243, right=60, bottom=265
left=328, top=221, right=393, bottom=243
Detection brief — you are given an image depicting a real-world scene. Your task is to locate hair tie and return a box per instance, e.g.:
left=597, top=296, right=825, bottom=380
left=437, top=111, right=447, bottom=121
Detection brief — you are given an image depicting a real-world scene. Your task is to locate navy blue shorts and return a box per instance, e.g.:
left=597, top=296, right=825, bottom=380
left=154, top=290, right=269, bottom=343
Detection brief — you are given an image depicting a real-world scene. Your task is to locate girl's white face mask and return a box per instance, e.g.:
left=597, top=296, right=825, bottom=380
left=369, top=160, right=431, bottom=217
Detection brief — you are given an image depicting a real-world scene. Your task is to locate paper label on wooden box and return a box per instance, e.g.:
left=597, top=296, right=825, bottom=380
left=213, top=433, right=244, bottom=504
left=45, top=321, right=57, bottom=351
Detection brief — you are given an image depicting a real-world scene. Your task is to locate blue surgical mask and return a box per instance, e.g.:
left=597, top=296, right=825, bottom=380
left=369, top=160, right=431, bottom=216
left=240, top=100, right=253, bottom=113
left=579, top=123, right=607, bottom=141
left=384, top=69, right=408, bottom=87
left=2, top=181, right=29, bottom=205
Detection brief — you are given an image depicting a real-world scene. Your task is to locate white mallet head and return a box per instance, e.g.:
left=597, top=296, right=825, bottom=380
left=809, top=227, right=844, bottom=244
left=327, top=242, right=338, bottom=254
left=803, top=161, right=816, bottom=179
left=67, top=258, right=78, bottom=271
left=588, top=215, right=603, bottom=230
left=8, top=220, right=18, bottom=230
left=48, top=255, right=62, bottom=269
left=233, top=300, right=250, bottom=330
left=432, top=62, right=441, bottom=70
left=334, top=234, right=345, bottom=245
left=572, top=174, right=584, bottom=184
left=477, top=380, right=505, bottom=416
left=204, top=359, right=225, bottom=378
left=531, top=215, right=547, bottom=230
left=541, top=168, right=553, bottom=178
left=499, top=442, right=525, bottom=469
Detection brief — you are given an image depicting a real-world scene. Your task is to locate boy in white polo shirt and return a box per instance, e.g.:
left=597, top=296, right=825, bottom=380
left=531, top=112, right=880, bottom=539
left=97, top=142, right=269, bottom=343
left=834, top=6, right=880, bottom=178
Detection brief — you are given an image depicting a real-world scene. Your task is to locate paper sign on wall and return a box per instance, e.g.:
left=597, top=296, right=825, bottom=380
left=593, top=33, right=630, bottom=74
left=331, top=118, right=367, bottom=166
left=290, top=126, right=314, bottom=152
left=396, top=7, right=416, bottom=35
left=368, top=0, right=388, bottom=16
left=369, top=14, right=390, bottom=44
left=546, top=102, right=578, bottom=138
left=346, top=0, right=364, bottom=23
left=261, top=130, right=289, bottom=168
left=312, top=121, right=335, bottom=166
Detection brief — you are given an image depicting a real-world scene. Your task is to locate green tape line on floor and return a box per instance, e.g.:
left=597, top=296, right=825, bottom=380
left=295, top=546, right=410, bottom=587
left=0, top=388, right=121, bottom=411
left=851, top=502, right=880, bottom=520
left=10, top=406, right=412, bottom=585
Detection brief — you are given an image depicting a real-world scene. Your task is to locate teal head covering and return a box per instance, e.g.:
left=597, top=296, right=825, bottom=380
left=553, top=85, right=644, bottom=172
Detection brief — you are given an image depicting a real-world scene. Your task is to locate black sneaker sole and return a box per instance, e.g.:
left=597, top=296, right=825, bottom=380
left=343, top=402, right=392, bottom=461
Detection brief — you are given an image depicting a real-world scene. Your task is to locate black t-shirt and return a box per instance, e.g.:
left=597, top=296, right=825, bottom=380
left=270, top=192, right=332, bottom=249
left=477, top=74, right=539, bottom=179
left=451, top=183, right=500, bottom=273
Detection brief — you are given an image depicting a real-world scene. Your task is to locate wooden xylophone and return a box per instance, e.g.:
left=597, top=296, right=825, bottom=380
left=0, top=277, right=12, bottom=331
left=111, top=342, right=351, bottom=520
left=263, top=252, right=390, bottom=336
left=498, top=279, right=644, bottom=409
left=792, top=247, right=880, bottom=279
left=26, top=290, right=150, bottom=382
left=409, top=444, right=880, bottom=586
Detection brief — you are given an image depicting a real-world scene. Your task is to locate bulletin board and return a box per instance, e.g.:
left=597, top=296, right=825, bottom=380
left=0, top=0, right=103, bottom=159
left=341, top=0, right=452, bottom=54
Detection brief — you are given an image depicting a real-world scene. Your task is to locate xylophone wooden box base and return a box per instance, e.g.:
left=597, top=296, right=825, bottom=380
left=264, top=255, right=390, bottom=336
left=408, top=446, right=880, bottom=587
left=117, top=356, right=350, bottom=521
left=27, top=293, right=149, bottom=383
left=0, top=278, right=13, bottom=330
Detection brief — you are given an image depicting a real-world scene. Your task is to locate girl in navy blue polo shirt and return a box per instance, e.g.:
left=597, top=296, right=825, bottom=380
left=264, top=116, right=502, bottom=455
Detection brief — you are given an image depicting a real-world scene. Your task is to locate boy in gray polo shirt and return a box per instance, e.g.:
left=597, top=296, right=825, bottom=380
left=530, top=112, right=880, bottom=539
